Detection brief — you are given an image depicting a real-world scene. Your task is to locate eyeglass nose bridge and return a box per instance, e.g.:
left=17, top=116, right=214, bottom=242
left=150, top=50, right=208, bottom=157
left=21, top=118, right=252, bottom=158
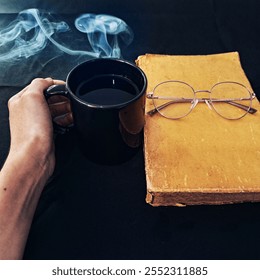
left=194, top=89, right=211, bottom=94
left=192, top=89, right=213, bottom=110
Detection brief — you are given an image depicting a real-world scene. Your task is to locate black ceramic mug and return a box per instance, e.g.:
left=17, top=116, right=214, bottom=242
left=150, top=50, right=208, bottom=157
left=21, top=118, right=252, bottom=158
left=45, top=58, right=147, bottom=164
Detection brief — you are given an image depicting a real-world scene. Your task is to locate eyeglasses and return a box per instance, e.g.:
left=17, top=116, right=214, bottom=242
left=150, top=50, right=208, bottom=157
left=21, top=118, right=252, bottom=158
left=146, top=80, right=257, bottom=120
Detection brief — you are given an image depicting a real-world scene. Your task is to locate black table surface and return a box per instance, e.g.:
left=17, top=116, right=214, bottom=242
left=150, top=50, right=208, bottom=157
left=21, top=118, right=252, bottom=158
left=1, top=0, right=260, bottom=259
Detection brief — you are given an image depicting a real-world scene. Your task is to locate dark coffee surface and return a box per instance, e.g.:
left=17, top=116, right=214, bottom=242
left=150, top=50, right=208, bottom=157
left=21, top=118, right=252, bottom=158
left=75, top=75, right=138, bottom=106
left=0, top=0, right=260, bottom=260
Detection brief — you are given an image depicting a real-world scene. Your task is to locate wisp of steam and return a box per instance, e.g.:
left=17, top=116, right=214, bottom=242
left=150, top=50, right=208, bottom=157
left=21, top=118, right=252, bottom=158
left=75, top=14, right=133, bottom=58
left=0, top=8, right=133, bottom=61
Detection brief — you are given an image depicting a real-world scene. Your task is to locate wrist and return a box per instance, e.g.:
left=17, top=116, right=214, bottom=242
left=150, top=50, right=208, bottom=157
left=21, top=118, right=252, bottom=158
left=8, top=136, right=55, bottom=183
left=3, top=151, right=52, bottom=195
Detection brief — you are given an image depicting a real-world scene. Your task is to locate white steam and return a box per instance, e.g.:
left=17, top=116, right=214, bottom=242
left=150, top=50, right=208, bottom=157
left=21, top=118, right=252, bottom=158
left=75, top=14, right=133, bottom=58
left=0, top=9, right=133, bottom=61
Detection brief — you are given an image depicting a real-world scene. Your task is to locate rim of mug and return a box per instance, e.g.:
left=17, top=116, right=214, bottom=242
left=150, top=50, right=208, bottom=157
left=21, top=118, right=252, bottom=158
left=66, top=58, right=147, bottom=109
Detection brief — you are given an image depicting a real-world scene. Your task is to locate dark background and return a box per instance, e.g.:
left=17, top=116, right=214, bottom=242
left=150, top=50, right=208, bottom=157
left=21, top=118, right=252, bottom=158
left=0, top=0, right=260, bottom=259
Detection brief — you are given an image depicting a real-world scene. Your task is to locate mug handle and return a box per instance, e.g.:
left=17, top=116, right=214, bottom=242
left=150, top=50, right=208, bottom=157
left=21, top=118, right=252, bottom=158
left=44, top=84, right=72, bottom=134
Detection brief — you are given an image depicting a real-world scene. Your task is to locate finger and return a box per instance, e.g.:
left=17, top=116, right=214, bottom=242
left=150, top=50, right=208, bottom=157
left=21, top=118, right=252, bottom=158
left=53, top=79, right=65, bottom=85
left=45, top=79, right=67, bottom=104
left=53, top=113, right=73, bottom=127
left=24, top=78, right=54, bottom=96
left=47, top=95, right=69, bottom=104
left=49, top=101, right=71, bottom=117
left=9, top=78, right=56, bottom=102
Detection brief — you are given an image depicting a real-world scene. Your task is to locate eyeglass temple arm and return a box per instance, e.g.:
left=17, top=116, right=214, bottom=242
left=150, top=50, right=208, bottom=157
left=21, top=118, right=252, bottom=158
left=146, top=99, right=190, bottom=116
left=221, top=100, right=257, bottom=114
left=146, top=95, right=257, bottom=116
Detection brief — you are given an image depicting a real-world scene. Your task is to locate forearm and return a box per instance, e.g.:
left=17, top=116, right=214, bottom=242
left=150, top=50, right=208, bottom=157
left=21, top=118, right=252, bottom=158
left=0, top=148, right=51, bottom=260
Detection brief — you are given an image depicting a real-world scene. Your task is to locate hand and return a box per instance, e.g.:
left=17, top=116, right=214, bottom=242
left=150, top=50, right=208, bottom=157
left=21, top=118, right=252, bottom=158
left=7, top=77, right=72, bottom=181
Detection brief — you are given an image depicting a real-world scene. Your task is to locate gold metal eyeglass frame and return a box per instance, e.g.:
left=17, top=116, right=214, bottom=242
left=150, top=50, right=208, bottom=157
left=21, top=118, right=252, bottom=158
left=146, top=80, right=257, bottom=120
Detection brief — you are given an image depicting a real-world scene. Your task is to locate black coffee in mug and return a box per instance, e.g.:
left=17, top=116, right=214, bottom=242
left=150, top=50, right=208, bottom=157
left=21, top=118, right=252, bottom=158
left=45, top=58, right=147, bottom=164
left=75, top=75, right=139, bottom=106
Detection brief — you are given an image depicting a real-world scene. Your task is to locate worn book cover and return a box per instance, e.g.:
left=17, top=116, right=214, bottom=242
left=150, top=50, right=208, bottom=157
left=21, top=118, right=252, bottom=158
left=136, top=52, right=260, bottom=206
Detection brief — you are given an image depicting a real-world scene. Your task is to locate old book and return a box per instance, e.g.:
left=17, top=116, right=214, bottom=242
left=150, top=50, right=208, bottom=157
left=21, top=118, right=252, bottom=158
left=136, top=52, right=260, bottom=206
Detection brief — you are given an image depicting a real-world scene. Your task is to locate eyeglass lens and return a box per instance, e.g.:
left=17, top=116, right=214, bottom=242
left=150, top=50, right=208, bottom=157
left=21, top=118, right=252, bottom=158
left=153, top=81, right=195, bottom=119
left=210, top=82, right=252, bottom=120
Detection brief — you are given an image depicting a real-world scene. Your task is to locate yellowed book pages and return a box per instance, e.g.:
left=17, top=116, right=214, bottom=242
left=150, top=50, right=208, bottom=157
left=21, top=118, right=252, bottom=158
left=136, top=52, right=260, bottom=206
